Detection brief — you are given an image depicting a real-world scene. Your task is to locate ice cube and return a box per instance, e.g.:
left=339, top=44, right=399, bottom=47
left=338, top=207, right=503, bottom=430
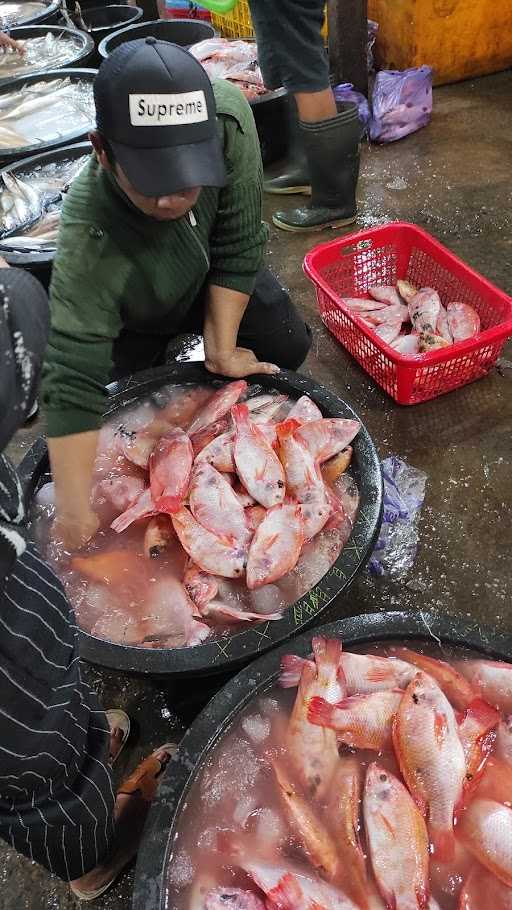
left=167, top=849, right=194, bottom=887
left=249, top=585, right=285, bottom=615
left=35, top=481, right=55, bottom=509
left=241, top=714, right=271, bottom=745
left=201, top=739, right=261, bottom=806
left=254, top=808, right=285, bottom=849
left=259, top=697, right=280, bottom=715
left=233, top=794, right=257, bottom=826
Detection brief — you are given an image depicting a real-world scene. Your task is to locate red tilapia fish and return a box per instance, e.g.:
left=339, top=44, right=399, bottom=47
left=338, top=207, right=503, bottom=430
left=341, top=280, right=481, bottom=355
left=51, top=383, right=362, bottom=650
left=167, top=638, right=512, bottom=910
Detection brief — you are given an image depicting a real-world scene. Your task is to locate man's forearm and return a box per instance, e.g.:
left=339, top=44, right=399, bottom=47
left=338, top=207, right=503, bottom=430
left=203, top=283, right=249, bottom=363
left=48, top=431, right=99, bottom=519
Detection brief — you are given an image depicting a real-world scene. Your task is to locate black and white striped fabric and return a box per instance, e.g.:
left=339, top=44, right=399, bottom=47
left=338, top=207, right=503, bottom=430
left=0, top=269, right=115, bottom=881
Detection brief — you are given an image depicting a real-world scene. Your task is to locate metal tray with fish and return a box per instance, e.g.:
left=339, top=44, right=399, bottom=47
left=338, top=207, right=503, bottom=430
left=0, top=67, right=96, bottom=162
left=0, top=0, right=61, bottom=29
left=0, top=140, right=91, bottom=263
left=132, top=610, right=512, bottom=910
left=18, top=363, right=383, bottom=678
left=0, top=25, right=94, bottom=84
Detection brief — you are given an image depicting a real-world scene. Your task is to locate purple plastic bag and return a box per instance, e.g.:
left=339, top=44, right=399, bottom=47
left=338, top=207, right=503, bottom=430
left=370, top=66, right=433, bottom=143
left=369, top=456, right=427, bottom=577
left=334, top=83, right=371, bottom=131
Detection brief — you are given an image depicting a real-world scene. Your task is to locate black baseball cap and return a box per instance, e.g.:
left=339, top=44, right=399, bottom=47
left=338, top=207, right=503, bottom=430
left=94, top=37, right=226, bottom=197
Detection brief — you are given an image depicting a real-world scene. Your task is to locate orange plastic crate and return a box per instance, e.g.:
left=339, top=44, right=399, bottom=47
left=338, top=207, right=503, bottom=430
left=304, top=222, right=512, bottom=405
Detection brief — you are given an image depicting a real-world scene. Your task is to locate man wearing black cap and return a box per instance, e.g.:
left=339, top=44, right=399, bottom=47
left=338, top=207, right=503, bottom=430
left=42, top=38, right=311, bottom=550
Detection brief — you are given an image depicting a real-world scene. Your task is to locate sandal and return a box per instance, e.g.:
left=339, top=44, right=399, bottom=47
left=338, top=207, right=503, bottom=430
left=70, top=743, right=176, bottom=901
left=105, top=708, right=131, bottom=766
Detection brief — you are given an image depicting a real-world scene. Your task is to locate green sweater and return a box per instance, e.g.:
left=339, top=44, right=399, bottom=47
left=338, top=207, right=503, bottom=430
left=42, top=80, right=267, bottom=438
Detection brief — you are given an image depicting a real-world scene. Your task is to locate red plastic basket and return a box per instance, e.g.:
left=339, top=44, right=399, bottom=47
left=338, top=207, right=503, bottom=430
left=304, top=222, right=512, bottom=405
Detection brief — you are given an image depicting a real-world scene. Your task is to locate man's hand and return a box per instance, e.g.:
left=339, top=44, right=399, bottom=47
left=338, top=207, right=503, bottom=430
left=205, top=346, right=279, bottom=378
left=0, top=31, right=25, bottom=54
left=52, top=505, right=100, bottom=552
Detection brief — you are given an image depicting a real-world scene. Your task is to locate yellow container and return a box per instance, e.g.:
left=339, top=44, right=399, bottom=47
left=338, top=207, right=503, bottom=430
left=212, top=1, right=328, bottom=41
left=368, top=0, right=512, bottom=85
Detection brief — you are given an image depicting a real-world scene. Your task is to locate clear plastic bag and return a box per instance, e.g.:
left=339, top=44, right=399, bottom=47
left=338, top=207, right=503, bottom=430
left=369, top=456, right=427, bottom=577
left=334, top=83, right=371, bottom=131
left=369, top=66, right=433, bottom=143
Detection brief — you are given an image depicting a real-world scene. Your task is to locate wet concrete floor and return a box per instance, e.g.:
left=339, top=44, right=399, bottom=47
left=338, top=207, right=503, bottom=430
left=2, top=69, right=512, bottom=908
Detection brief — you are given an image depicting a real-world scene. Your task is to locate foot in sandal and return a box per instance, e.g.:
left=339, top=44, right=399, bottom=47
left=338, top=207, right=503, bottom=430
left=106, top=708, right=131, bottom=765
left=70, top=743, right=175, bottom=901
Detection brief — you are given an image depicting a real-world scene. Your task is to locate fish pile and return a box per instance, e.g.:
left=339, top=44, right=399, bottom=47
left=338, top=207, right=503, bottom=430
left=0, top=76, right=94, bottom=150
left=0, top=30, right=83, bottom=79
left=172, top=638, right=512, bottom=910
left=342, top=280, right=481, bottom=355
left=0, top=153, right=89, bottom=248
left=37, top=383, right=360, bottom=649
left=189, top=38, right=269, bottom=101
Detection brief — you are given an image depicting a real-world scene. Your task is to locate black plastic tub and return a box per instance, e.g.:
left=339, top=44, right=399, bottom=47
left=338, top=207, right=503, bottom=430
left=82, top=4, right=142, bottom=62
left=1, top=25, right=95, bottom=84
left=133, top=609, right=512, bottom=910
left=0, top=140, right=91, bottom=277
left=0, top=68, right=97, bottom=164
left=97, top=17, right=214, bottom=58
left=0, top=0, right=61, bottom=28
left=19, top=362, right=383, bottom=678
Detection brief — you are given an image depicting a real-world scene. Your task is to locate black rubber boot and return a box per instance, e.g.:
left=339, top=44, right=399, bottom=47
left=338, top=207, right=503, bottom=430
left=272, top=104, right=361, bottom=232
left=264, top=98, right=311, bottom=196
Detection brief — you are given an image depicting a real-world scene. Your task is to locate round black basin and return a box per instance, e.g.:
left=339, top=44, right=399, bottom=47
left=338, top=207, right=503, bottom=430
left=133, top=609, right=512, bottom=910
left=0, top=0, right=61, bottom=28
left=82, top=4, right=142, bottom=45
left=19, top=362, right=383, bottom=678
left=97, top=17, right=214, bottom=58
left=2, top=25, right=94, bottom=85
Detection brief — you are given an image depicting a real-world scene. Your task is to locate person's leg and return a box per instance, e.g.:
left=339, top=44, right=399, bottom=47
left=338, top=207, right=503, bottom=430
left=236, top=268, right=312, bottom=371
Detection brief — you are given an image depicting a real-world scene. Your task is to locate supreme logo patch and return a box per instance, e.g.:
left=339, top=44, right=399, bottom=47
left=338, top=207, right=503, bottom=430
left=129, top=91, right=208, bottom=126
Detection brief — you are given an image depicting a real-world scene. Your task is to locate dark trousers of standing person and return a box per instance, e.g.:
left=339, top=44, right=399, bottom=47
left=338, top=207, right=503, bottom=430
left=0, top=533, right=115, bottom=880
left=111, top=266, right=312, bottom=379
left=247, top=0, right=362, bottom=232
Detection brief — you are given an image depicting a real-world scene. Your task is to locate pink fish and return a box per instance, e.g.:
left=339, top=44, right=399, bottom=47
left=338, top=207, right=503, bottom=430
left=232, top=404, right=286, bottom=509
left=205, top=889, right=266, bottom=910
left=295, top=418, right=360, bottom=463
left=245, top=504, right=267, bottom=532
left=187, top=380, right=247, bottom=435
left=235, top=858, right=359, bottom=910
left=396, top=279, right=418, bottom=305
left=298, top=491, right=332, bottom=541
left=140, top=577, right=205, bottom=648
left=171, top=507, right=246, bottom=579
left=246, top=502, right=303, bottom=589
left=196, top=423, right=276, bottom=475
left=447, top=302, right=481, bottom=341
left=246, top=393, right=288, bottom=423
left=287, top=395, right=323, bottom=422
left=308, top=689, right=403, bottom=752
left=97, top=474, right=146, bottom=512
left=390, top=334, right=421, bottom=355
left=189, top=463, right=250, bottom=548
left=365, top=303, right=409, bottom=326
left=459, top=866, right=512, bottom=909
left=115, top=426, right=159, bottom=469
left=232, top=480, right=256, bottom=509
left=286, top=637, right=345, bottom=799
left=200, top=600, right=282, bottom=623
left=342, top=297, right=389, bottom=313
left=183, top=559, right=218, bottom=608
left=279, top=649, right=415, bottom=694
left=328, top=758, right=369, bottom=909
left=459, top=798, right=512, bottom=887
left=369, top=285, right=404, bottom=307
left=457, top=659, right=512, bottom=713
left=408, top=288, right=441, bottom=333
left=393, top=671, right=466, bottom=861
left=374, top=321, right=402, bottom=345
left=364, top=763, right=430, bottom=910
left=457, top=698, right=500, bottom=795
left=149, top=428, right=193, bottom=514
left=111, top=487, right=156, bottom=533
left=396, top=648, right=476, bottom=710
left=143, top=514, right=174, bottom=559
left=190, top=417, right=229, bottom=457
left=436, top=305, right=453, bottom=342
left=418, top=333, right=450, bottom=353
left=277, top=419, right=324, bottom=503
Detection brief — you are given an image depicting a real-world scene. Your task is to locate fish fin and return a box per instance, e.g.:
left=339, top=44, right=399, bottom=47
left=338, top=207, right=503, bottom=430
left=312, top=635, right=342, bottom=673
left=231, top=403, right=249, bottom=426
left=464, top=698, right=501, bottom=732
left=366, top=664, right=397, bottom=683
left=430, top=827, right=455, bottom=862
left=307, top=696, right=334, bottom=728
left=267, top=873, right=305, bottom=908
left=155, top=493, right=183, bottom=514
left=276, top=418, right=301, bottom=440
left=279, top=654, right=308, bottom=688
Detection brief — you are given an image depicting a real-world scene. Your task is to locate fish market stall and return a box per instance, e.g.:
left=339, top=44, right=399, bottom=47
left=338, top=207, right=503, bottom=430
left=0, top=68, right=96, bottom=163
left=133, top=609, right=512, bottom=910
left=0, top=0, right=61, bottom=28
left=21, top=363, right=382, bottom=677
left=0, top=26, right=94, bottom=84
left=0, top=140, right=90, bottom=265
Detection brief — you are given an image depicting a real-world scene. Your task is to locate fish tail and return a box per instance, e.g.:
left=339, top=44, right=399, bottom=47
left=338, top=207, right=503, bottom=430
left=278, top=654, right=308, bottom=688
left=307, top=696, right=335, bottom=728
left=110, top=512, right=134, bottom=533
left=267, top=873, right=305, bottom=907
left=430, top=827, right=455, bottom=862
left=312, top=635, right=342, bottom=671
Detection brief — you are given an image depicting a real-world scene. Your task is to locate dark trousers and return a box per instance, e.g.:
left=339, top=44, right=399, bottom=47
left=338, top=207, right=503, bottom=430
left=111, top=267, right=312, bottom=380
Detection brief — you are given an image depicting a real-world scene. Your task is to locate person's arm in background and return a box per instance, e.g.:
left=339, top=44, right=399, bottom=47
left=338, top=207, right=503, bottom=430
left=204, top=83, right=277, bottom=378
left=43, top=220, right=125, bottom=551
